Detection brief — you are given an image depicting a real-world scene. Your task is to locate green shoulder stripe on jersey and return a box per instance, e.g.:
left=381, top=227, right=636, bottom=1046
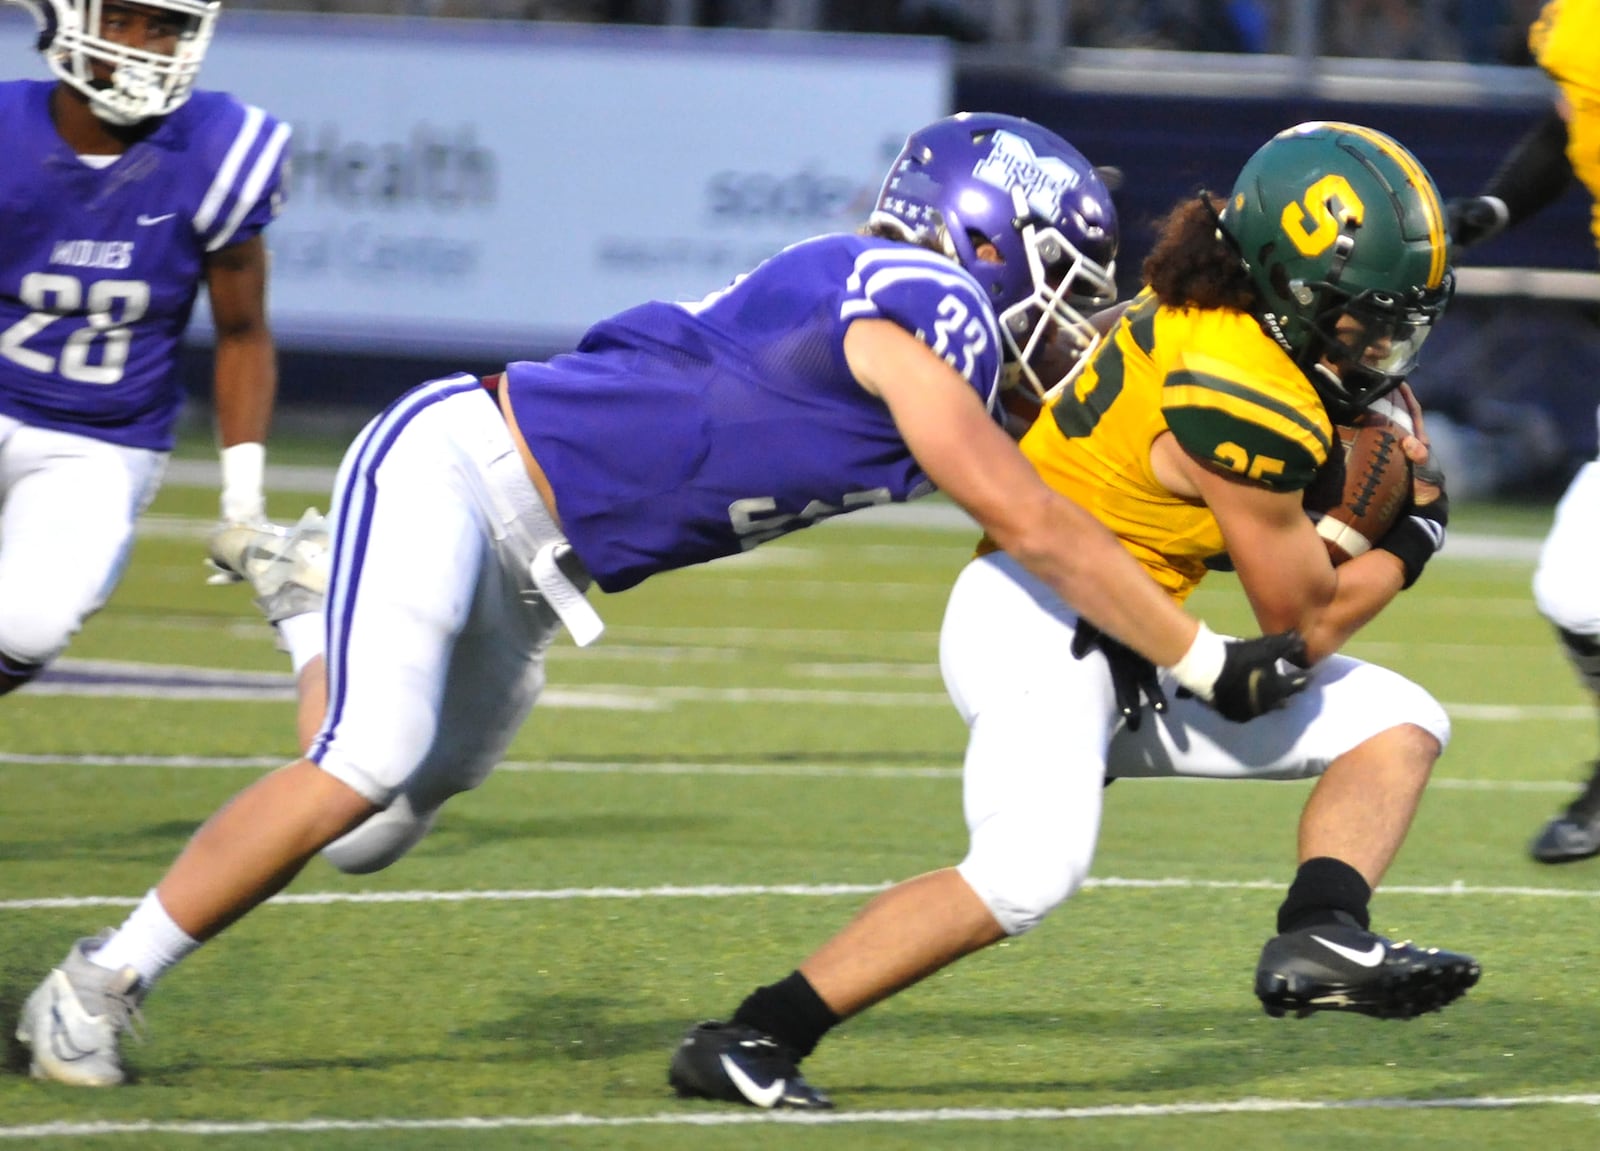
left=1166, top=404, right=1322, bottom=491
left=1124, top=293, right=1159, bottom=354
left=1051, top=293, right=1159, bottom=440
left=1164, top=371, right=1331, bottom=459
left=1052, top=344, right=1125, bottom=440
left=1164, top=370, right=1328, bottom=491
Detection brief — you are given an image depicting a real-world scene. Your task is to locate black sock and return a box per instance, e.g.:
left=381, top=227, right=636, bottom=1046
left=1276, top=856, right=1372, bottom=934
left=731, top=971, right=840, bottom=1060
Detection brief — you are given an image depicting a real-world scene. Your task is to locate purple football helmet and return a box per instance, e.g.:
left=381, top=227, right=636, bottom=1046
left=870, top=112, right=1119, bottom=402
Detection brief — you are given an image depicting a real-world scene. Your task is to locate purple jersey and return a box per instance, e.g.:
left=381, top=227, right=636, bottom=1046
left=505, top=233, right=1004, bottom=593
left=0, top=80, right=289, bottom=450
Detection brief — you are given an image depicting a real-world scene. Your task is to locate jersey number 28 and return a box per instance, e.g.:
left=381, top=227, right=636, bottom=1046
left=0, top=273, right=151, bottom=385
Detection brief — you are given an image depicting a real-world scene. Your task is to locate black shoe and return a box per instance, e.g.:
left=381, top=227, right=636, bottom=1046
left=1255, top=918, right=1480, bottom=1020
left=1530, top=761, right=1600, bottom=863
left=668, top=1020, right=833, bottom=1110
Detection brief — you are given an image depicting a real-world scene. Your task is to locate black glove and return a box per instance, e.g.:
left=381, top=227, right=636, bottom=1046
left=1071, top=619, right=1168, bottom=732
left=1377, top=490, right=1449, bottom=589
left=1444, top=195, right=1509, bottom=249
left=1206, top=631, right=1311, bottom=722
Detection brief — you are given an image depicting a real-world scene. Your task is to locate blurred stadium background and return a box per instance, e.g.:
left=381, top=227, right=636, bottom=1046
left=6, top=0, right=1587, bottom=499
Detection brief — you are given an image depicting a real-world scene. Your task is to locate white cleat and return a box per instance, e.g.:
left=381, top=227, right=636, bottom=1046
left=16, top=932, right=145, bottom=1087
left=207, top=507, right=331, bottom=623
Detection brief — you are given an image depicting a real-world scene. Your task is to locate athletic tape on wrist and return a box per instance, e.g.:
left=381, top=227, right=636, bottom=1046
left=220, top=442, right=265, bottom=522
left=1168, top=622, right=1225, bottom=701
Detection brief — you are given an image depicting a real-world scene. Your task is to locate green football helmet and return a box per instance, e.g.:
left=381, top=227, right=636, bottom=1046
left=1218, top=121, right=1454, bottom=421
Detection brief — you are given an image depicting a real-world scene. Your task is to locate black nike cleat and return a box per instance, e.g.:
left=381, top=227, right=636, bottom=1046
left=1255, top=918, right=1480, bottom=1020
left=668, top=1020, right=833, bottom=1110
left=1530, top=761, right=1600, bottom=863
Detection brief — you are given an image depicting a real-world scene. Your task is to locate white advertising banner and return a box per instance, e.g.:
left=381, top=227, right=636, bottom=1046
left=1, top=12, right=952, bottom=354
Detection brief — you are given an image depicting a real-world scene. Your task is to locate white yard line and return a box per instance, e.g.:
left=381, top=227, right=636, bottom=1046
left=21, top=660, right=1594, bottom=717
left=4, top=874, right=1599, bottom=913
left=0, top=750, right=1588, bottom=795
left=0, top=750, right=1590, bottom=790
left=4, top=1093, right=1600, bottom=1141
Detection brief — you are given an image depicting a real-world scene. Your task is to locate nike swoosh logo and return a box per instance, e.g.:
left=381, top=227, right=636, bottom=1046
left=136, top=212, right=176, bottom=225
left=719, top=1053, right=785, bottom=1108
left=1311, top=934, right=1386, bottom=968
left=49, top=1002, right=95, bottom=1063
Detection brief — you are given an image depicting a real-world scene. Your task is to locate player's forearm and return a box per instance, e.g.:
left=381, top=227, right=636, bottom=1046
left=211, top=332, right=277, bottom=446
left=1482, top=105, right=1573, bottom=228
left=1002, top=494, right=1198, bottom=669
left=1281, top=552, right=1404, bottom=663
left=211, top=333, right=277, bottom=522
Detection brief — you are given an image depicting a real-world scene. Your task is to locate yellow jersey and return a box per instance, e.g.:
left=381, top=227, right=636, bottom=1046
left=1531, top=0, right=1600, bottom=254
left=1010, top=290, right=1332, bottom=603
left=1532, top=0, right=1600, bottom=99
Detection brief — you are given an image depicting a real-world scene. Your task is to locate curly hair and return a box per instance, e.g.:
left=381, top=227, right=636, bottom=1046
left=1142, top=194, right=1257, bottom=312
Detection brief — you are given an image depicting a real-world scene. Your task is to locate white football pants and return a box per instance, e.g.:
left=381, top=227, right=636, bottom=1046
left=312, top=375, right=581, bottom=874
left=940, top=551, right=1451, bottom=937
left=0, top=415, right=166, bottom=675
left=1531, top=406, right=1600, bottom=697
left=1532, top=408, right=1600, bottom=637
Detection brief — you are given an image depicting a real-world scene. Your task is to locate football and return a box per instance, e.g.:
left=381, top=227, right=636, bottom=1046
left=1303, top=400, right=1413, bottom=565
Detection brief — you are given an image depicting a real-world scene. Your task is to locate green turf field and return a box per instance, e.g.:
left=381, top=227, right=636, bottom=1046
left=3, top=452, right=1598, bottom=1149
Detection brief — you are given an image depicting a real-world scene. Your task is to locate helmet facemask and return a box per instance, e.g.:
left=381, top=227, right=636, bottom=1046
left=40, top=0, right=218, bottom=126
left=1298, top=279, right=1452, bottom=421
left=901, top=202, right=1115, bottom=415
left=995, top=189, right=1119, bottom=405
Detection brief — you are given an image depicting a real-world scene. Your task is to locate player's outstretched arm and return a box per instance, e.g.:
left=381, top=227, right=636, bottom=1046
left=206, top=234, right=278, bottom=525
left=1446, top=101, right=1573, bottom=249
left=844, top=318, right=1305, bottom=720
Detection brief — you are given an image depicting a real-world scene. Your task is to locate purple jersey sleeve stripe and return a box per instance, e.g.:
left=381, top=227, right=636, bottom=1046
left=206, top=120, right=290, bottom=252
left=194, top=104, right=266, bottom=236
